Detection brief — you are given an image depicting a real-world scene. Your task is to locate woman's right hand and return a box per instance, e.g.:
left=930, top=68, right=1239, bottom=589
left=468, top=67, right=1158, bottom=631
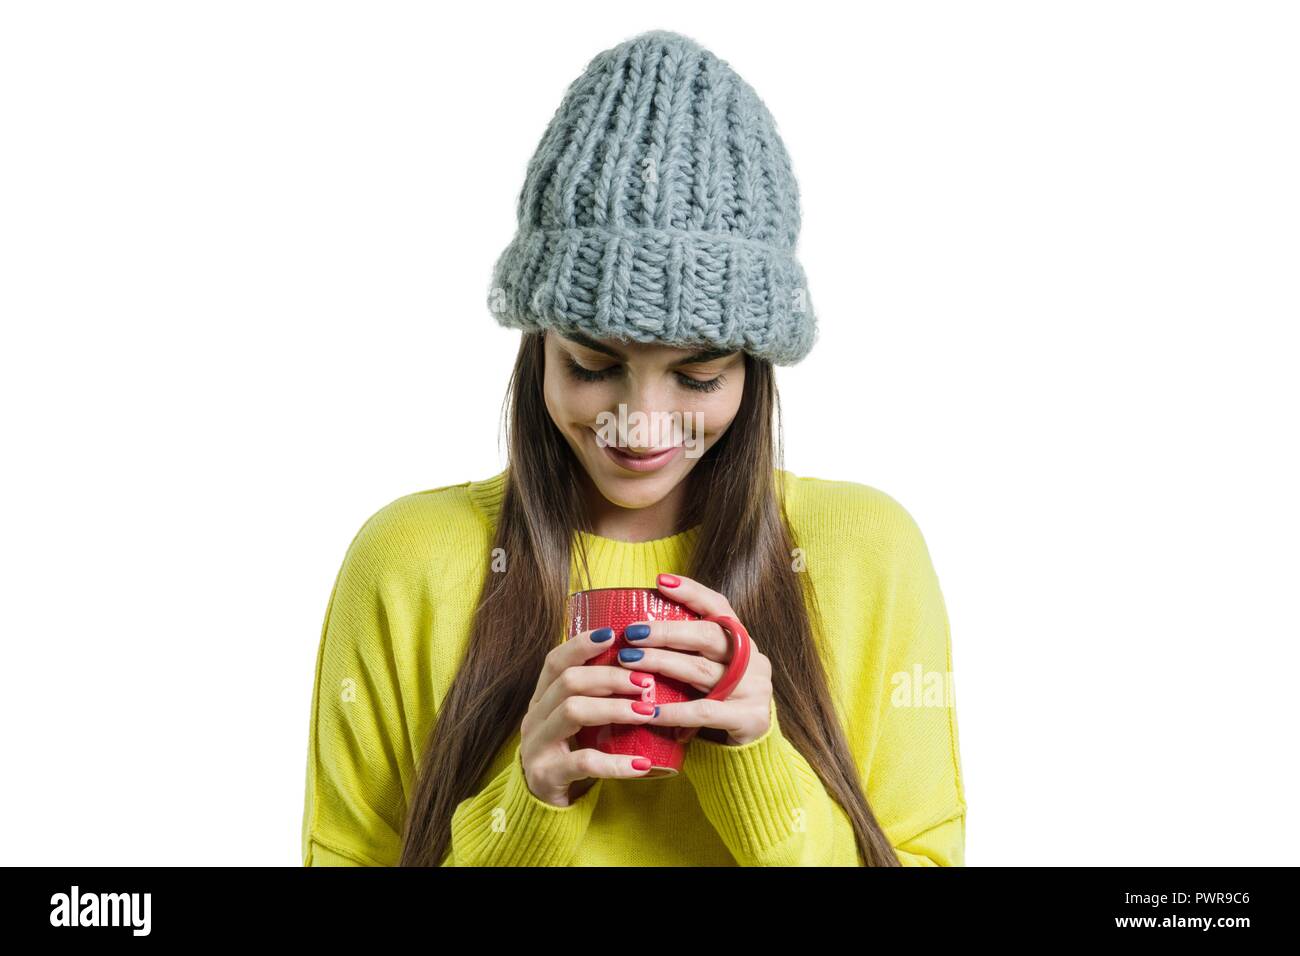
left=520, top=626, right=659, bottom=807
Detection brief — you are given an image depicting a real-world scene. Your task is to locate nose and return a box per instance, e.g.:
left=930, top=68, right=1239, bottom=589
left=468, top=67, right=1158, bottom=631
left=617, top=370, right=672, bottom=410
left=602, top=382, right=690, bottom=451
left=608, top=377, right=668, bottom=432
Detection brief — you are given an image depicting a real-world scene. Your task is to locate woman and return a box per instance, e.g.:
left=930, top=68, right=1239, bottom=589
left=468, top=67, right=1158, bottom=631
left=301, top=29, right=965, bottom=867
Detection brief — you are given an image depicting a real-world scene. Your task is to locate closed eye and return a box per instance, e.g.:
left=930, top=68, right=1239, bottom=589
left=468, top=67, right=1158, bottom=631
left=563, top=355, right=726, bottom=393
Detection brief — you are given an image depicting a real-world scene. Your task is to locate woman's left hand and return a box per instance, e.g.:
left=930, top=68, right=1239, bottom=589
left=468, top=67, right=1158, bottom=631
left=617, top=572, right=773, bottom=746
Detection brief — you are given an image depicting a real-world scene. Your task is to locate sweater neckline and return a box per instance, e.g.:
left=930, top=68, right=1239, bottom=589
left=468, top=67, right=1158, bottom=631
left=467, top=466, right=798, bottom=535
left=466, top=467, right=702, bottom=546
left=467, top=468, right=702, bottom=590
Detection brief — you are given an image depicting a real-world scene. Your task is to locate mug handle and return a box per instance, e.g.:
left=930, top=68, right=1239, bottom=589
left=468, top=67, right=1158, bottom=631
left=676, top=614, right=752, bottom=743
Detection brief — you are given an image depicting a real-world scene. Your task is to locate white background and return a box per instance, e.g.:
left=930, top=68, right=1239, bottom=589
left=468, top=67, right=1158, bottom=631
left=2, top=1, right=1296, bottom=866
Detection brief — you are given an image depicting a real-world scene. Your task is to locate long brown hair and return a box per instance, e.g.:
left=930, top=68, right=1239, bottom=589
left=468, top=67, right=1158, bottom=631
left=398, top=331, right=900, bottom=866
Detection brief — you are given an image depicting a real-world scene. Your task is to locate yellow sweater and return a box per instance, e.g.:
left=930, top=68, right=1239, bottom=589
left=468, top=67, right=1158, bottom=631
left=301, top=468, right=967, bottom=866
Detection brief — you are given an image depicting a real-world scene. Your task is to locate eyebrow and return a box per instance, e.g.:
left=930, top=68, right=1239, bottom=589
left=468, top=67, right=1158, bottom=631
left=560, top=331, right=738, bottom=367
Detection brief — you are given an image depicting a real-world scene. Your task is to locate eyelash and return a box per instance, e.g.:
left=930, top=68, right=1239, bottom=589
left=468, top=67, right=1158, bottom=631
left=564, top=355, right=726, bottom=393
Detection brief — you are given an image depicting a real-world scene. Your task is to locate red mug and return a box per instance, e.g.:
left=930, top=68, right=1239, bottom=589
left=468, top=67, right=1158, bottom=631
left=565, top=586, right=751, bottom=777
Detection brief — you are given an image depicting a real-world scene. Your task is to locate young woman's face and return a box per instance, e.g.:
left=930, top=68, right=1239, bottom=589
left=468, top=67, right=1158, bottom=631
left=543, top=330, right=746, bottom=511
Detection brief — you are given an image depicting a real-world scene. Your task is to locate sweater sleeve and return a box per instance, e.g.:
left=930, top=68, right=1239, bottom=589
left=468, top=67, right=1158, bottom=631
left=862, top=493, right=968, bottom=866
left=301, top=509, right=416, bottom=867
left=682, top=479, right=968, bottom=867
left=302, top=494, right=609, bottom=867
left=444, top=739, right=606, bottom=866
left=894, top=810, right=965, bottom=866
left=682, top=695, right=860, bottom=866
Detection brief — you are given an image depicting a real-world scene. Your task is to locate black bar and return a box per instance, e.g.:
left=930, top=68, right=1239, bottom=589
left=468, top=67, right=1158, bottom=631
left=7, top=866, right=1285, bottom=939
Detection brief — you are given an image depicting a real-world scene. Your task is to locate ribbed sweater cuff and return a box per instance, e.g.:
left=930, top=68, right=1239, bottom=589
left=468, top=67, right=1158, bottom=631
left=682, top=697, right=824, bottom=865
left=448, top=741, right=603, bottom=866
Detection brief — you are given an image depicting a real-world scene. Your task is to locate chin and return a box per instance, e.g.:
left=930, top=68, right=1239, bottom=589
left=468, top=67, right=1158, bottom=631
left=587, top=467, right=683, bottom=510
left=585, top=455, right=696, bottom=509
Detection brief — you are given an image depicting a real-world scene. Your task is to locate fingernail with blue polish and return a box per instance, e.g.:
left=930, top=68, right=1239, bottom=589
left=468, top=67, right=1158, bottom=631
left=591, top=627, right=614, bottom=643
left=625, top=623, right=651, bottom=641
left=653, top=706, right=660, bottom=718
left=618, top=647, right=644, bottom=663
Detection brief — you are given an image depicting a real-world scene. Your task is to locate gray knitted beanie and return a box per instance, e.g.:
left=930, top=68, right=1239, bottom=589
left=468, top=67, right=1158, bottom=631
left=486, top=30, right=817, bottom=366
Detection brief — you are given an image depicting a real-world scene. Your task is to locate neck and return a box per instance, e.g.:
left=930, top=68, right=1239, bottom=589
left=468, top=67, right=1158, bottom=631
left=579, top=469, right=690, bottom=543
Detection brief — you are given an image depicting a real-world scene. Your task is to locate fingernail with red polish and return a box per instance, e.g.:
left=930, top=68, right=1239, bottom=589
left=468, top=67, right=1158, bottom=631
left=632, top=756, right=652, bottom=771
left=632, top=701, right=656, bottom=715
left=629, top=672, right=653, bottom=688
left=658, top=573, right=680, bottom=588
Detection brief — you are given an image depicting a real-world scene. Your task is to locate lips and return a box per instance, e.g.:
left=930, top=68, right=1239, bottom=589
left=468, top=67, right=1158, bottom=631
left=615, top=446, right=675, bottom=459
left=594, top=433, right=683, bottom=473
